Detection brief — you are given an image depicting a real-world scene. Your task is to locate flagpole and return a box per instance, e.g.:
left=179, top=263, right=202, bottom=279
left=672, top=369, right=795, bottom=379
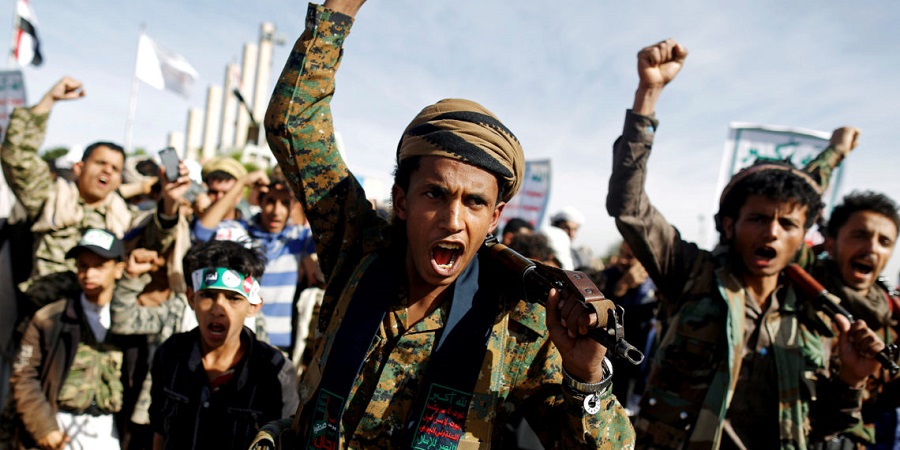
left=8, top=0, right=20, bottom=69
left=124, top=25, right=145, bottom=153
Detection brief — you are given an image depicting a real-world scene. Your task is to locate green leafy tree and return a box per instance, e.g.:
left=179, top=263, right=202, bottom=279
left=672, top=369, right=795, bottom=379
left=40, top=146, right=69, bottom=163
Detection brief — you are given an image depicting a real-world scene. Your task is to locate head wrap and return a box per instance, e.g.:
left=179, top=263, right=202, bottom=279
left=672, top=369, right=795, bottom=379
left=719, top=163, right=822, bottom=208
left=201, top=156, right=247, bottom=182
left=397, top=98, right=524, bottom=202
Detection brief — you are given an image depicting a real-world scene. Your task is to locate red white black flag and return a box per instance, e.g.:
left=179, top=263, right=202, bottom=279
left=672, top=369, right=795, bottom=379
left=13, top=0, right=42, bottom=67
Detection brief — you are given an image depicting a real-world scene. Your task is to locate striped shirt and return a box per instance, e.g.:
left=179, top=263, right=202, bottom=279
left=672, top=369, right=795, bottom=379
left=249, top=221, right=315, bottom=349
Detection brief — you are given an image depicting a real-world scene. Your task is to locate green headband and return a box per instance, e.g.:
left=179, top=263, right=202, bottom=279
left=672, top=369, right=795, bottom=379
left=191, top=267, right=261, bottom=305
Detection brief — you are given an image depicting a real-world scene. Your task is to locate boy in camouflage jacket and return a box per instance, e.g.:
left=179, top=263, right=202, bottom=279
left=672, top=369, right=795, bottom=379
left=10, top=229, right=129, bottom=449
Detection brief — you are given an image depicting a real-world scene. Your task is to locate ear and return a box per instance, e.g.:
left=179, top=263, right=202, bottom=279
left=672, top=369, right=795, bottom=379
left=186, top=288, right=196, bottom=311
left=114, top=261, right=126, bottom=280
left=391, top=184, right=408, bottom=221
left=72, top=161, right=84, bottom=178
left=823, top=236, right=835, bottom=254
left=722, top=216, right=735, bottom=241
left=246, top=299, right=262, bottom=317
left=490, top=202, right=506, bottom=236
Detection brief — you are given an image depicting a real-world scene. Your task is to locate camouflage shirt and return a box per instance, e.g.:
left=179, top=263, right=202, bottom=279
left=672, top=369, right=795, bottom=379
left=810, top=259, right=900, bottom=445
left=263, top=4, right=634, bottom=448
left=607, top=110, right=863, bottom=450
left=0, top=106, right=175, bottom=296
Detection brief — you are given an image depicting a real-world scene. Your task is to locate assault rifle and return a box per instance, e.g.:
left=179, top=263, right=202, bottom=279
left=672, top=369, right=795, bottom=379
left=785, top=263, right=900, bottom=376
left=484, top=235, right=644, bottom=365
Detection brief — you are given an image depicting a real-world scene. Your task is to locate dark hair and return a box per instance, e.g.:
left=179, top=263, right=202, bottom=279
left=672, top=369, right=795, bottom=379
left=503, top=218, right=533, bottom=237
left=826, top=191, right=900, bottom=239
left=204, top=170, right=237, bottom=184
left=715, top=162, right=823, bottom=243
left=82, top=141, right=126, bottom=164
left=257, top=178, right=294, bottom=203
left=392, top=155, right=508, bottom=204
left=183, top=240, right=267, bottom=281
left=135, top=159, right=160, bottom=177
left=507, top=233, right=553, bottom=263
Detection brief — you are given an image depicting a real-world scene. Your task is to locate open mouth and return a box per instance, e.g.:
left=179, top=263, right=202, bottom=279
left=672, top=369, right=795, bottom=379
left=432, top=242, right=462, bottom=271
left=850, top=260, right=874, bottom=275
left=207, top=322, right=227, bottom=337
left=755, top=247, right=777, bottom=260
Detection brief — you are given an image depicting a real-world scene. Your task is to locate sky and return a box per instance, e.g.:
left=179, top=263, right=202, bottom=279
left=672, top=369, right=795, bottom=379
left=6, top=0, right=900, bottom=281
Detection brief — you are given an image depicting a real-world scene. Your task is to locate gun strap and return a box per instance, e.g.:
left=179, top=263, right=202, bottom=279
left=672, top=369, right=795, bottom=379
left=303, top=251, right=396, bottom=449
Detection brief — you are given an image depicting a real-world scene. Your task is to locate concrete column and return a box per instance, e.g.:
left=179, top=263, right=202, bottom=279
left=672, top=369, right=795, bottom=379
left=251, top=23, right=276, bottom=151
left=185, top=108, right=204, bottom=162
left=167, top=131, right=185, bottom=158
left=252, top=23, right=275, bottom=126
left=234, top=43, right=258, bottom=147
left=201, top=85, right=223, bottom=161
left=220, top=63, right=240, bottom=149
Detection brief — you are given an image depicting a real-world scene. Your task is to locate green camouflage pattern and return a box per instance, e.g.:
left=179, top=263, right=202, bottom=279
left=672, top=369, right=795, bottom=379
left=0, top=107, right=174, bottom=301
left=609, top=111, right=863, bottom=450
left=810, top=259, right=899, bottom=445
left=57, top=341, right=124, bottom=414
left=261, top=4, right=634, bottom=448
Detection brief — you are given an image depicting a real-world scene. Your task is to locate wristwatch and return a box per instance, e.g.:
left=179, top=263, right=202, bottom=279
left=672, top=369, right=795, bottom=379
left=562, top=357, right=613, bottom=414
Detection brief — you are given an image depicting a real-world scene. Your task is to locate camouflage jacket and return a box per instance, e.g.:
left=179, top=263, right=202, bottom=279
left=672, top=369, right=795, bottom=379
left=606, top=110, right=862, bottom=450
left=0, top=106, right=175, bottom=295
left=262, top=4, right=633, bottom=448
left=9, top=295, right=127, bottom=448
left=810, top=259, right=900, bottom=444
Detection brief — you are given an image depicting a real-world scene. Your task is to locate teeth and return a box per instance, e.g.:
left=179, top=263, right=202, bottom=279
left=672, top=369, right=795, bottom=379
left=434, top=243, right=461, bottom=269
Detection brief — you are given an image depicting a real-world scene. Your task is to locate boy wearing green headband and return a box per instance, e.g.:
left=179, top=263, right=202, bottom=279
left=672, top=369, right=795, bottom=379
left=148, top=240, right=298, bottom=450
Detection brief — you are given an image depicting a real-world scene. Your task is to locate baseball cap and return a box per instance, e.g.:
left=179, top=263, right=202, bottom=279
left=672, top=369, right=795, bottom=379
left=65, top=228, right=125, bottom=261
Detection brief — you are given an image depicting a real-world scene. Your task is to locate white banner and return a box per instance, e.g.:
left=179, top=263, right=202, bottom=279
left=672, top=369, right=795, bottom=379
left=708, top=123, right=844, bottom=247
left=499, top=159, right=551, bottom=231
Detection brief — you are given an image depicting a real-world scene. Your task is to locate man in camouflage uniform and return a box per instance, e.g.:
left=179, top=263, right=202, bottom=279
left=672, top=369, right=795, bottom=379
left=10, top=229, right=129, bottom=449
left=252, top=0, right=633, bottom=448
left=606, top=39, right=886, bottom=449
left=0, top=77, right=190, bottom=307
left=811, top=191, right=900, bottom=447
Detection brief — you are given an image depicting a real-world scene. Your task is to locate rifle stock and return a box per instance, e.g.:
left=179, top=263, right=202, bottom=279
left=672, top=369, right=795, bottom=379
left=484, top=236, right=644, bottom=365
left=785, top=263, right=899, bottom=376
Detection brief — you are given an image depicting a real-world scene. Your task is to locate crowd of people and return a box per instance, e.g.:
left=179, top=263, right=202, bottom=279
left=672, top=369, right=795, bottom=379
left=0, top=0, right=898, bottom=449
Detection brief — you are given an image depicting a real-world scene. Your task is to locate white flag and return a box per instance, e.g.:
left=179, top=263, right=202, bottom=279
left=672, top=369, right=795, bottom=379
left=13, top=0, right=42, bottom=67
left=135, top=33, right=199, bottom=98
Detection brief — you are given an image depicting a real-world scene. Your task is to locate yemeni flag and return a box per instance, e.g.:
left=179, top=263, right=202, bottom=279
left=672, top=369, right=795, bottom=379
left=13, top=0, right=42, bottom=67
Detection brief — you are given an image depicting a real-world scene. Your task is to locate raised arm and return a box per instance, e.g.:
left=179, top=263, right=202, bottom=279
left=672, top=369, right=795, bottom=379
left=194, top=170, right=269, bottom=240
left=264, top=0, right=382, bottom=281
left=632, top=39, right=688, bottom=116
left=0, top=77, right=84, bottom=220
left=804, top=126, right=860, bottom=190
left=606, top=39, right=700, bottom=299
left=110, top=249, right=176, bottom=335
